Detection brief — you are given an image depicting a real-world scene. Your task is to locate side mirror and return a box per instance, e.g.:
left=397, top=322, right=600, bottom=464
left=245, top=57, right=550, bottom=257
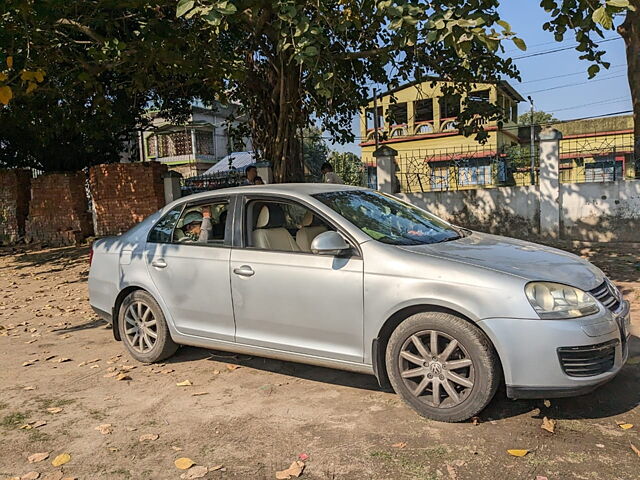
left=310, top=231, right=351, bottom=256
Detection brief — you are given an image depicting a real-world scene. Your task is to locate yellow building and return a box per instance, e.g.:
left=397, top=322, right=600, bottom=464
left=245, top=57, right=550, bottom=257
left=359, top=78, right=525, bottom=192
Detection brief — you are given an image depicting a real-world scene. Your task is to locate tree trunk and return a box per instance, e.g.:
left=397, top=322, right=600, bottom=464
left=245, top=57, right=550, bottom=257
left=619, top=1, right=640, bottom=177
left=244, top=52, right=304, bottom=183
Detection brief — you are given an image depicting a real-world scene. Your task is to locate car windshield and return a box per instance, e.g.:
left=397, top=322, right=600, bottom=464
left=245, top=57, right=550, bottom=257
left=313, top=190, right=462, bottom=245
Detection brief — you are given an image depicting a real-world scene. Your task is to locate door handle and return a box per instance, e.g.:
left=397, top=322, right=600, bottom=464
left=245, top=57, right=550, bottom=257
left=151, top=259, right=167, bottom=269
left=233, top=265, right=255, bottom=277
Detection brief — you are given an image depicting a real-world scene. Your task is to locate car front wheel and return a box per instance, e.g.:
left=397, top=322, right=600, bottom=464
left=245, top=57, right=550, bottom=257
left=118, top=290, right=178, bottom=363
left=385, top=312, right=500, bottom=422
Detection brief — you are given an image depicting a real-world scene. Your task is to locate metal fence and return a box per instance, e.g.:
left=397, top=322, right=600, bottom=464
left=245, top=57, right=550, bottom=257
left=558, top=132, right=636, bottom=184
left=394, top=145, right=540, bottom=193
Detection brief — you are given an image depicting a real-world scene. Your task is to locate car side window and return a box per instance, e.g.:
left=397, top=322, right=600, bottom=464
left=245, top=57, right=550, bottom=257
left=148, top=206, right=183, bottom=243
left=246, top=200, right=333, bottom=253
left=173, top=201, right=229, bottom=246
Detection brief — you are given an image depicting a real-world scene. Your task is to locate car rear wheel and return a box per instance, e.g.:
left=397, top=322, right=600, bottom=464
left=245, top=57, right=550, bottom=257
left=385, top=312, right=500, bottom=422
left=119, top=290, right=178, bottom=363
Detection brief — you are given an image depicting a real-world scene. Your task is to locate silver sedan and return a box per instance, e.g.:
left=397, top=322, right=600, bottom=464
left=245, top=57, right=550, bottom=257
left=88, top=184, right=631, bottom=422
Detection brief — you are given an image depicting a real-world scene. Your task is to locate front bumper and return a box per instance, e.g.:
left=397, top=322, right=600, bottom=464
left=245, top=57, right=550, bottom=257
left=479, top=300, right=630, bottom=399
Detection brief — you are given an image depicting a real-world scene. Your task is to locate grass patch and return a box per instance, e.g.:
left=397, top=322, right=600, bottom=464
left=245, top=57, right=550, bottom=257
left=88, top=408, right=107, bottom=421
left=0, top=411, right=29, bottom=428
left=109, top=468, right=132, bottom=479
left=28, top=429, right=52, bottom=443
left=36, top=396, right=76, bottom=410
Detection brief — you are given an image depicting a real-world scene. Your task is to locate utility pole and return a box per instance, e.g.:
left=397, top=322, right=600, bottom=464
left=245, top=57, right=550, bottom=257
left=528, top=96, right=535, bottom=185
left=373, top=88, right=380, bottom=151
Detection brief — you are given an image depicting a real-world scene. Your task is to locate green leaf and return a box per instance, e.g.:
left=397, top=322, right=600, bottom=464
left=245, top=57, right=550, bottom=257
left=496, top=20, right=512, bottom=32
left=512, top=37, right=527, bottom=51
left=592, top=6, right=614, bottom=29
left=606, top=0, right=629, bottom=7
left=176, top=0, right=195, bottom=18
left=216, top=3, right=237, bottom=15
left=587, top=64, right=600, bottom=78
left=304, top=46, right=318, bottom=57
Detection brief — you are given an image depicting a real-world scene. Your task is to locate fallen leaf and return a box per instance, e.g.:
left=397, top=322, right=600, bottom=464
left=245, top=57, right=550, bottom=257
left=78, top=358, right=101, bottom=367
left=103, top=371, right=119, bottom=378
left=175, top=458, right=195, bottom=470
left=47, top=407, right=63, bottom=414
left=209, top=464, right=224, bottom=471
left=191, top=392, right=208, bottom=396
left=51, top=453, right=71, bottom=467
left=24, top=386, right=36, bottom=391
left=160, top=368, right=174, bottom=374
left=631, top=442, right=640, bottom=457
left=212, top=369, right=221, bottom=375
left=42, top=472, right=63, bottom=480
left=596, top=444, right=605, bottom=448
left=28, top=452, right=50, bottom=463
left=139, top=433, right=159, bottom=442
left=176, top=380, right=193, bottom=387
left=507, top=449, right=529, bottom=457
left=446, top=464, right=458, bottom=480
left=276, top=461, right=305, bottom=479
left=21, top=472, right=39, bottom=480
left=391, top=442, right=407, bottom=449
left=180, top=466, right=208, bottom=479
left=95, top=424, right=112, bottom=435
left=54, top=358, right=71, bottom=363
left=618, top=423, right=634, bottom=430
left=543, top=399, right=551, bottom=408
left=32, top=420, right=47, bottom=428
left=541, top=416, right=556, bottom=434
left=171, top=446, right=184, bottom=451
left=471, top=416, right=480, bottom=426
left=535, top=477, right=549, bottom=480
left=226, top=364, right=240, bottom=371
left=115, top=373, right=131, bottom=381
left=22, top=361, right=35, bottom=367
left=297, top=453, right=309, bottom=461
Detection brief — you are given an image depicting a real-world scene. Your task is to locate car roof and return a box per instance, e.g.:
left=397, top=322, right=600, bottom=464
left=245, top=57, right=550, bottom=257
left=178, top=183, right=367, bottom=203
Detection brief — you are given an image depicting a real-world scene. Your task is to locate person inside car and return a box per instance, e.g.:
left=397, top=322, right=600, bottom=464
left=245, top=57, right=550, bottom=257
left=181, top=207, right=213, bottom=243
left=321, top=162, right=344, bottom=184
left=254, top=176, right=265, bottom=185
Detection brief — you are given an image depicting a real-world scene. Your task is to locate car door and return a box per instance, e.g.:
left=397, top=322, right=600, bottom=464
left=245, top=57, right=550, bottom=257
left=229, top=196, right=364, bottom=363
left=144, top=196, right=235, bottom=341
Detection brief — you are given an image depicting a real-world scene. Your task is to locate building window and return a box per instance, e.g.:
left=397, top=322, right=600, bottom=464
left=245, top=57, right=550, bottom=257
left=195, top=131, right=214, bottom=155
left=147, top=135, right=158, bottom=157
left=430, top=164, right=450, bottom=190
left=458, top=160, right=492, bottom=186
left=585, top=156, right=623, bottom=182
left=440, top=95, right=461, bottom=119
left=414, top=99, right=434, bottom=123
left=511, top=103, right=518, bottom=123
left=366, top=107, right=384, bottom=130
left=159, top=131, right=192, bottom=157
left=388, top=102, right=408, bottom=126
left=469, top=89, right=490, bottom=104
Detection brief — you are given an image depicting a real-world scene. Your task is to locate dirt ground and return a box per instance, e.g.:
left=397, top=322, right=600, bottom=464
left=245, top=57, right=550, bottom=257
left=0, top=241, right=639, bottom=480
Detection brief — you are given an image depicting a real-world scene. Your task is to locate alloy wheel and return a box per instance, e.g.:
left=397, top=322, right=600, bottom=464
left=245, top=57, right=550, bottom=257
left=398, top=330, right=475, bottom=408
left=123, top=301, right=158, bottom=353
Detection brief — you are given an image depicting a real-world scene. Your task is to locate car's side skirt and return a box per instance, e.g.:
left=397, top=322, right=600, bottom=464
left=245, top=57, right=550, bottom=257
left=171, top=332, right=375, bottom=376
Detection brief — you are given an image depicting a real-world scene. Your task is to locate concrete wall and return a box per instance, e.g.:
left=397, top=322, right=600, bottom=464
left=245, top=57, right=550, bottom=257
left=399, top=186, right=540, bottom=239
left=561, top=180, right=640, bottom=242
left=398, top=180, right=640, bottom=242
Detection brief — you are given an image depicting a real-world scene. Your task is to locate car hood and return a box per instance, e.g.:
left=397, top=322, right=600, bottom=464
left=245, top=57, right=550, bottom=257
left=398, top=232, right=604, bottom=291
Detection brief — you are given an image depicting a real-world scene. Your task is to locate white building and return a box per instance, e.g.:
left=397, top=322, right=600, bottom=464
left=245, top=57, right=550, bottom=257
left=138, top=104, right=251, bottom=178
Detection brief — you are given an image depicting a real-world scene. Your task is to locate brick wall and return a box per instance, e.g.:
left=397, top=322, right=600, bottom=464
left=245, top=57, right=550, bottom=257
left=25, top=172, right=93, bottom=246
left=0, top=169, right=31, bottom=244
left=89, top=162, right=167, bottom=236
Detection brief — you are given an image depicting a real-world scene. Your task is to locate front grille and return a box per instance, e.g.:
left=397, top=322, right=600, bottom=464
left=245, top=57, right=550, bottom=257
left=590, top=281, right=621, bottom=313
left=557, top=340, right=618, bottom=377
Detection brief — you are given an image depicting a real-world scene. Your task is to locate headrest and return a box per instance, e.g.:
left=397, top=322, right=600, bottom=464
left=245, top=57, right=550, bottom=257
left=301, top=210, right=323, bottom=227
left=256, top=204, right=286, bottom=229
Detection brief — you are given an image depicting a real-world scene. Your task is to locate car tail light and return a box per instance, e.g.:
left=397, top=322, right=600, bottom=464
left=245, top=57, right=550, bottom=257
left=89, top=244, right=94, bottom=266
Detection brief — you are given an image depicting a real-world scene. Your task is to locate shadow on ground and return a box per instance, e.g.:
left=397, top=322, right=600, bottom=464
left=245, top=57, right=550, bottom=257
left=161, top=334, right=640, bottom=422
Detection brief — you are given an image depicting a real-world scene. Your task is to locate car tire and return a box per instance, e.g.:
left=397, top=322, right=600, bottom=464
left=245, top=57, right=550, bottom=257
left=385, top=311, right=500, bottom=422
left=118, top=290, right=178, bottom=363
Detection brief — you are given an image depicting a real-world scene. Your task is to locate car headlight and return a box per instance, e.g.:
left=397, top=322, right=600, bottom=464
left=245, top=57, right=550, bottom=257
left=525, top=282, right=599, bottom=319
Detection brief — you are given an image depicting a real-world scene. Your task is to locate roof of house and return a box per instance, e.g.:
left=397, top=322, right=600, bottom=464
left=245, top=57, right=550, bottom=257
left=367, top=77, right=526, bottom=103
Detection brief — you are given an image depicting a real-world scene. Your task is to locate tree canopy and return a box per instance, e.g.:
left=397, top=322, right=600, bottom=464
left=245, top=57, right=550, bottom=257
left=518, top=110, right=558, bottom=126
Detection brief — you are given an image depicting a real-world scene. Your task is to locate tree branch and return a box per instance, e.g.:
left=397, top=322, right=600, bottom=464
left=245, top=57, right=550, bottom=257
left=55, top=18, right=105, bottom=43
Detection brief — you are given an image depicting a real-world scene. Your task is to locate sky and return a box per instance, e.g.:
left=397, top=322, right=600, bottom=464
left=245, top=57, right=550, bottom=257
left=331, top=1, right=632, bottom=155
